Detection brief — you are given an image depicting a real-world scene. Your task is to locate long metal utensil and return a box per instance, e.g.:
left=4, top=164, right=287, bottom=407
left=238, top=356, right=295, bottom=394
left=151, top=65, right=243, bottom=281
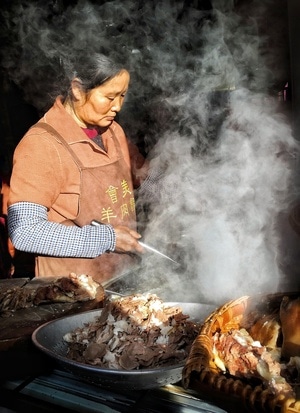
left=138, top=241, right=180, bottom=266
left=91, top=219, right=179, bottom=266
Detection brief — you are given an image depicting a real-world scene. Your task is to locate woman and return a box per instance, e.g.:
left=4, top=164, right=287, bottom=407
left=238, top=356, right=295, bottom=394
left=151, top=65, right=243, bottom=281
left=7, top=53, right=146, bottom=284
left=0, top=177, right=14, bottom=279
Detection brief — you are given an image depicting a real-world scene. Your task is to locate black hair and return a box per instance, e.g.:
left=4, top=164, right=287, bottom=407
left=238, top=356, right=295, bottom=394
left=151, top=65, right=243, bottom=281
left=74, top=53, right=127, bottom=92
left=60, top=53, right=127, bottom=101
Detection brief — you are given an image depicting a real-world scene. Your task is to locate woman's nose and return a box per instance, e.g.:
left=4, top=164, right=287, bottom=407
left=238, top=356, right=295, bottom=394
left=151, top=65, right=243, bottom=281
left=111, top=97, right=122, bottom=112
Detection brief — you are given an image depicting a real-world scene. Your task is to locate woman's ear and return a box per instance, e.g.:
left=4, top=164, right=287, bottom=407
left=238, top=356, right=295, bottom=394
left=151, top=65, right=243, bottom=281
left=70, top=78, right=84, bottom=101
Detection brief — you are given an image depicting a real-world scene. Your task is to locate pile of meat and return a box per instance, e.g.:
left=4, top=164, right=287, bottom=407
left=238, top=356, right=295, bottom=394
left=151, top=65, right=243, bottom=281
left=0, top=273, right=104, bottom=314
left=63, top=293, right=199, bottom=370
left=210, top=295, right=300, bottom=399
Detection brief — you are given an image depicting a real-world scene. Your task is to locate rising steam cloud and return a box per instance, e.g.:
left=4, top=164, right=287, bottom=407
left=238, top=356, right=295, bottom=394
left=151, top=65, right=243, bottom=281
left=1, top=0, right=299, bottom=304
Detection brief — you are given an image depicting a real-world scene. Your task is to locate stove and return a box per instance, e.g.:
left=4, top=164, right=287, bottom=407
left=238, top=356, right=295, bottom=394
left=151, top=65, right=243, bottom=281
left=0, top=367, right=228, bottom=413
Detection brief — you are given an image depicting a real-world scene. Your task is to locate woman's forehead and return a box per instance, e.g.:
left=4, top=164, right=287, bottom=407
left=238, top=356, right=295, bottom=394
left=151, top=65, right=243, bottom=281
left=97, top=70, right=130, bottom=92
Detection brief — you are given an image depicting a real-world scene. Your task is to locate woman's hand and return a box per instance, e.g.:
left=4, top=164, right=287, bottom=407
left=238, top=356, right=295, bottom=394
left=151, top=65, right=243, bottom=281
left=114, top=225, right=144, bottom=254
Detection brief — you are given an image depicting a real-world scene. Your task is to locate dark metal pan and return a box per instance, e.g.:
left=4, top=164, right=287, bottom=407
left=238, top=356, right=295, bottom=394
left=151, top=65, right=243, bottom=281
left=32, top=302, right=216, bottom=391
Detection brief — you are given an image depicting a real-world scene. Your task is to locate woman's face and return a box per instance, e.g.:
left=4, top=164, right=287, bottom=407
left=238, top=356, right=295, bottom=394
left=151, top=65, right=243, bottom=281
left=72, top=70, right=130, bottom=129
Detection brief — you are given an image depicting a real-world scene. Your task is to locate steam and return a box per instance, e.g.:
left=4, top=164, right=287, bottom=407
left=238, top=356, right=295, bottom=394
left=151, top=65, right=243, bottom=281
left=1, top=0, right=299, bottom=304
left=138, top=88, right=298, bottom=303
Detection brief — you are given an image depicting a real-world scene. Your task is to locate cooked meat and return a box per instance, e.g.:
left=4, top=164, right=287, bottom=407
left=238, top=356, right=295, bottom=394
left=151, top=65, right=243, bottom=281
left=280, top=296, right=300, bottom=359
left=248, top=314, right=281, bottom=349
left=63, top=293, right=199, bottom=370
left=0, top=273, right=104, bottom=313
left=213, top=328, right=295, bottom=398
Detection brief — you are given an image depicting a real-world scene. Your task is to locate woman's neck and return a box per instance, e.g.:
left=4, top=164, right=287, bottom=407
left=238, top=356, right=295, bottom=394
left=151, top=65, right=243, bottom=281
left=64, top=98, right=87, bottom=128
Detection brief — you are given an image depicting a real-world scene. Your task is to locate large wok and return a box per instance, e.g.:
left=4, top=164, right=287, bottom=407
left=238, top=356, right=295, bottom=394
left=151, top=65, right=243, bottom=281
left=32, top=302, right=215, bottom=391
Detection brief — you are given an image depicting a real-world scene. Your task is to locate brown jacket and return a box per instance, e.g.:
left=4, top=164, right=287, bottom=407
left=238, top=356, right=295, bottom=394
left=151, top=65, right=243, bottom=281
left=9, top=97, right=138, bottom=283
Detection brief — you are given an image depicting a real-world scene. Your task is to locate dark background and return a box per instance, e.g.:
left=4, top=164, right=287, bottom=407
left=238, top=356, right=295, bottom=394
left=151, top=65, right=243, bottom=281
left=0, top=0, right=293, bottom=178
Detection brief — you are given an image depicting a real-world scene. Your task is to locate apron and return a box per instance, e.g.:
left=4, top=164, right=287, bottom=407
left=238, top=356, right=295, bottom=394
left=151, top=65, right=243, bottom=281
left=35, top=122, right=139, bottom=284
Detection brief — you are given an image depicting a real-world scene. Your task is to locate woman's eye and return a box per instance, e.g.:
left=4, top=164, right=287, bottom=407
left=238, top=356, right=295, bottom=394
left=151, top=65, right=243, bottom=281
left=106, top=94, right=126, bottom=101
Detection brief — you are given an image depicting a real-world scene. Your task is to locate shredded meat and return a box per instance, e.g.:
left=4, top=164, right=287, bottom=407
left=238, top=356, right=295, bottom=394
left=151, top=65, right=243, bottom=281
left=213, top=328, right=295, bottom=398
left=63, top=293, right=199, bottom=370
left=0, top=273, right=103, bottom=313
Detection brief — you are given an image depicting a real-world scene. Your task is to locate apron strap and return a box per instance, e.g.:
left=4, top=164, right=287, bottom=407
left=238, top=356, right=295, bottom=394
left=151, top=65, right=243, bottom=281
left=31, top=122, right=85, bottom=169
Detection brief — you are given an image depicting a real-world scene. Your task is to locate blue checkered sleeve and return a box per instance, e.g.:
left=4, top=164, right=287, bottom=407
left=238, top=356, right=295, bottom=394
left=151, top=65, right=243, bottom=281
left=7, top=202, right=116, bottom=257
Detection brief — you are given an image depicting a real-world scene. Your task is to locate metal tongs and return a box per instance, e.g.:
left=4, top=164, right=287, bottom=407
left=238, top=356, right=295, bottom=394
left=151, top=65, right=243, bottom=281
left=91, top=220, right=180, bottom=266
